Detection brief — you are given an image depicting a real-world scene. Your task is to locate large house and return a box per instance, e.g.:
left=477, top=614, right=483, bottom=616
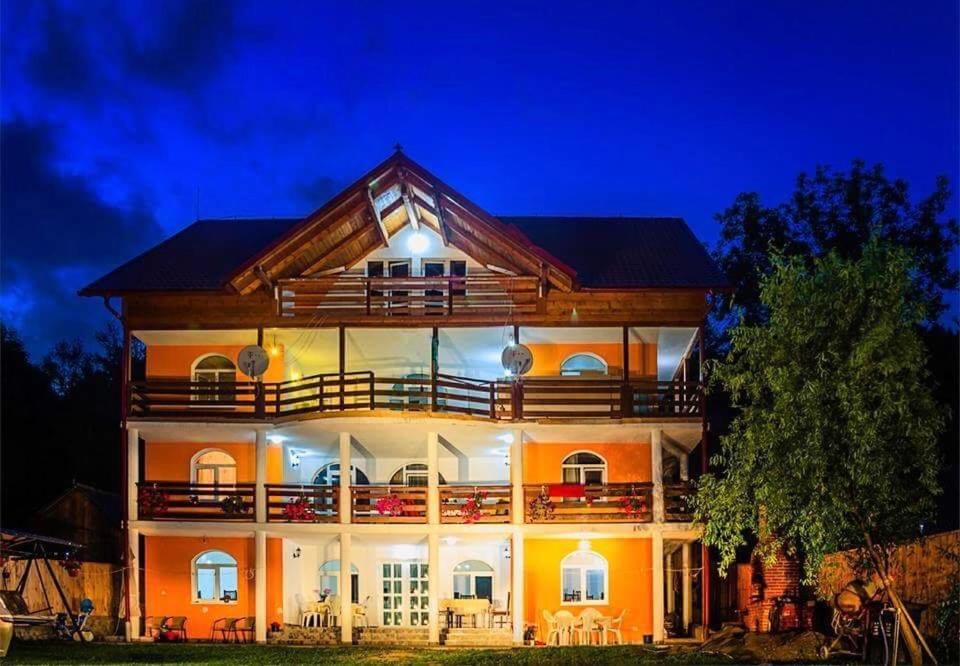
left=82, top=151, right=728, bottom=646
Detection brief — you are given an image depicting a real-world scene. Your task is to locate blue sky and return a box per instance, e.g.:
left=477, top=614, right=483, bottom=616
left=2, top=0, right=957, bottom=355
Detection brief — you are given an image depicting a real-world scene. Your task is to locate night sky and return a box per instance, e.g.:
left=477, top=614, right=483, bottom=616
left=2, top=1, right=957, bottom=356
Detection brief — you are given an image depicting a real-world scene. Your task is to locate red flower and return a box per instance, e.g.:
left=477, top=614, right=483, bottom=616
left=375, top=495, right=406, bottom=517
left=283, top=497, right=314, bottom=522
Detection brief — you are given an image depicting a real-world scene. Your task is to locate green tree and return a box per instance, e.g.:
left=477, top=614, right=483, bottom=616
left=694, top=240, right=944, bottom=664
left=712, top=160, right=958, bottom=331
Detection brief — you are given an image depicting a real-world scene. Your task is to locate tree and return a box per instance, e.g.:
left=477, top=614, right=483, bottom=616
left=713, top=160, right=958, bottom=331
left=693, top=240, right=944, bottom=664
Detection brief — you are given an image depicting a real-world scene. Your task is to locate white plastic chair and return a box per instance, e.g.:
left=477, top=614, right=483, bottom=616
left=575, top=608, right=603, bottom=645
left=542, top=609, right=560, bottom=645
left=553, top=610, right=575, bottom=645
left=601, top=609, right=625, bottom=645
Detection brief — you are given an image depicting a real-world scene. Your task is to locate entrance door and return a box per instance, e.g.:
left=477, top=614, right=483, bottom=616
left=474, top=575, right=493, bottom=603
left=380, top=561, right=430, bottom=627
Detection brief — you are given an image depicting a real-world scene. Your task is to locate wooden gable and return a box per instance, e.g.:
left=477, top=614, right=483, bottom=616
left=228, top=152, right=577, bottom=295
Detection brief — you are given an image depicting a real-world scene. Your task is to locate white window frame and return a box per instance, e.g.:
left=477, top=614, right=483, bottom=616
left=312, top=462, right=369, bottom=486
left=560, top=550, right=609, bottom=606
left=190, top=353, right=237, bottom=405
left=191, top=550, right=239, bottom=605
left=190, top=448, right=238, bottom=486
left=561, top=450, right=608, bottom=485
left=560, top=352, right=609, bottom=377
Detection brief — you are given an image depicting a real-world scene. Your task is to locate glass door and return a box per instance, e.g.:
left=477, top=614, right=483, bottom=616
left=380, top=561, right=429, bottom=626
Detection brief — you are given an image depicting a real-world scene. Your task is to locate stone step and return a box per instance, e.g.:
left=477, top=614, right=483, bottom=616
left=356, top=627, right=430, bottom=645
left=441, top=628, right=513, bottom=646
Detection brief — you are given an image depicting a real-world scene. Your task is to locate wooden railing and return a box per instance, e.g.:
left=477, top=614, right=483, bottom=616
left=439, top=485, right=512, bottom=524
left=523, top=483, right=653, bottom=523
left=136, top=481, right=256, bottom=521
left=664, top=481, right=695, bottom=522
left=351, top=485, right=428, bottom=523
left=129, top=375, right=700, bottom=421
left=265, top=484, right=339, bottom=523
left=277, top=275, right=540, bottom=317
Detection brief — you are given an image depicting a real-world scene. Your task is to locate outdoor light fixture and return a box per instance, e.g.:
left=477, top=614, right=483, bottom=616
left=292, top=547, right=301, bottom=559
left=497, top=432, right=515, bottom=444
left=444, top=537, right=458, bottom=546
left=578, top=539, right=591, bottom=551
left=407, top=231, right=429, bottom=254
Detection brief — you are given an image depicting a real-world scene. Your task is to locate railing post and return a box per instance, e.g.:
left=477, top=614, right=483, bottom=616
left=620, top=382, right=632, bottom=418
left=255, top=381, right=265, bottom=419
left=512, top=379, right=523, bottom=420
left=274, top=384, right=281, bottom=417
left=368, top=372, right=375, bottom=409
left=447, top=278, right=454, bottom=314
left=489, top=382, right=496, bottom=420
left=365, top=279, right=371, bottom=315
left=318, top=375, right=324, bottom=412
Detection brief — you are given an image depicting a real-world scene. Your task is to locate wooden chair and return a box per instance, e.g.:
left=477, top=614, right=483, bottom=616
left=210, top=617, right=238, bottom=642
left=234, top=617, right=255, bottom=643
left=163, top=616, right=188, bottom=641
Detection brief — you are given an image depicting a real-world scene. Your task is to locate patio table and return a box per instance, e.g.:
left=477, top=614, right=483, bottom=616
left=440, top=598, right=490, bottom=628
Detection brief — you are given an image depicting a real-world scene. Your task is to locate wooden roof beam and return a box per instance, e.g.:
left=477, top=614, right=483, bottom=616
left=300, top=222, right=379, bottom=276
left=366, top=186, right=390, bottom=247
left=430, top=186, right=450, bottom=246
left=398, top=167, right=420, bottom=231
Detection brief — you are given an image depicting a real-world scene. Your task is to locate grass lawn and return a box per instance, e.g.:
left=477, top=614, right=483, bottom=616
left=4, top=642, right=730, bottom=665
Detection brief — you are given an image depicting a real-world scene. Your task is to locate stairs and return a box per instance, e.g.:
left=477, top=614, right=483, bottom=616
left=440, top=627, right=513, bottom=647
left=355, top=626, right=430, bottom=646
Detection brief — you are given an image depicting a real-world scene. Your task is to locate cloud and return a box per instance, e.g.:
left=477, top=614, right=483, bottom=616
left=24, top=1, right=101, bottom=99
left=122, top=0, right=239, bottom=90
left=293, top=176, right=344, bottom=208
left=0, top=119, right=164, bottom=353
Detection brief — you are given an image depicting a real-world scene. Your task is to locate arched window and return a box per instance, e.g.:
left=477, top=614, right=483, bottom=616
left=191, top=449, right=237, bottom=486
left=561, top=451, right=607, bottom=484
left=560, top=550, right=608, bottom=605
left=318, top=560, right=360, bottom=604
left=452, top=560, right=494, bottom=602
left=192, top=354, right=237, bottom=403
left=193, top=550, right=238, bottom=602
left=313, top=463, right=370, bottom=486
left=389, top=463, right=446, bottom=487
left=560, top=353, right=608, bottom=377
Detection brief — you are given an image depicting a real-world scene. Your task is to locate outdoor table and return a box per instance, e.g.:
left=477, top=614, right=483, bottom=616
left=440, top=598, right=490, bottom=628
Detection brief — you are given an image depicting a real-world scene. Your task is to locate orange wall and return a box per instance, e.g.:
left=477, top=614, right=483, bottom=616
left=145, top=442, right=256, bottom=482
left=525, top=343, right=656, bottom=378
left=523, top=442, right=651, bottom=483
left=524, top=538, right=653, bottom=643
left=143, top=536, right=283, bottom=638
left=146, top=345, right=285, bottom=381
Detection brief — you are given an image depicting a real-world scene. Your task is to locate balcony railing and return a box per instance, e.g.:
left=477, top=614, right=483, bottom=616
left=136, top=481, right=256, bottom=521
left=277, top=275, right=540, bottom=317
left=128, top=375, right=701, bottom=422
left=265, top=484, right=339, bottom=523
left=439, top=485, right=512, bottom=524
left=664, top=481, right=695, bottom=522
left=523, top=483, right=654, bottom=523
left=351, top=485, right=428, bottom=523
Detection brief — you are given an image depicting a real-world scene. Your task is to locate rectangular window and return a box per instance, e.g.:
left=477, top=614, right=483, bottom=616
left=585, top=569, right=605, bottom=600
left=450, top=260, right=466, bottom=296
left=196, top=569, right=216, bottom=600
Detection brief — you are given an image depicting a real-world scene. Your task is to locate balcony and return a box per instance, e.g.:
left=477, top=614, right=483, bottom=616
left=136, top=481, right=256, bottom=522
left=265, top=484, right=339, bottom=523
left=523, top=483, right=654, bottom=523
left=127, top=374, right=702, bottom=422
left=277, top=275, right=540, bottom=318
left=439, top=485, right=512, bottom=524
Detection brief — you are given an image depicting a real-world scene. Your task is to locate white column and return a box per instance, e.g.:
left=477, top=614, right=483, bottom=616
left=126, top=526, right=141, bottom=640
left=651, top=429, right=664, bottom=522
left=339, top=433, right=352, bottom=524
left=679, top=453, right=689, bottom=482
left=340, top=533, right=353, bottom=643
left=428, top=532, right=440, bottom=644
left=255, top=530, right=267, bottom=643
left=682, top=542, right=693, bottom=633
left=427, top=432, right=440, bottom=525
left=255, top=430, right=267, bottom=523
left=510, top=429, right=524, bottom=525
left=511, top=532, right=525, bottom=644
left=652, top=533, right=665, bottom=643
left=666, top=549, right=675, bottom=615
left=127, top=428, right=139, bottom=521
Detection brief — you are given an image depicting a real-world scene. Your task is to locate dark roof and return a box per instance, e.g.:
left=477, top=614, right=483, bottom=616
left=82, top=215, right=727, bottom=294
left=37, top=483, right=122, bottom=526
left=80, top=218, right=300, bottom=294
left=499, top=216, right=729, bottom=289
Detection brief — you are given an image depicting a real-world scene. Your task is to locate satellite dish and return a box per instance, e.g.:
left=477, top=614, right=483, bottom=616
left=238, top=345, right=270, bottom=379
left=501, top=344, right=533, bottom=376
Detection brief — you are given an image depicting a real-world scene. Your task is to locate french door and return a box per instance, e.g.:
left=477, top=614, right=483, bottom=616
left=380, top=561, right=430, bottom=627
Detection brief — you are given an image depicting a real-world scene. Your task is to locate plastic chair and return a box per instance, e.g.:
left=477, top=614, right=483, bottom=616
left=554, top=610, right=575, bottom=646
left=575, top=608, right=603, bottom=645
left=542, top=609, right=560, bottom=645
left=601, top=609, right=625, bottom=645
